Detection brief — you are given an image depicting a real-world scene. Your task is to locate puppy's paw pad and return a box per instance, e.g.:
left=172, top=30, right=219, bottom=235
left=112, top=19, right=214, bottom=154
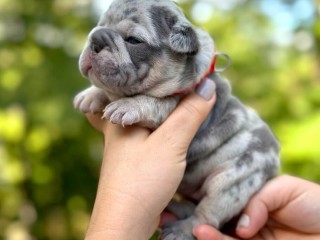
left=108, top=109, right=140, bottom=126
left=103, top=99, right=141, bottom=126
left=73, top=92, right=86, bottom=109
left=122, top=111, right=140, bottom=125
left=74, top=88, right=108, bottom=113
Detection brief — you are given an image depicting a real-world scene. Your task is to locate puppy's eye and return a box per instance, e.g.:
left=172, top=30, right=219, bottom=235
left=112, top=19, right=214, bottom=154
left=126, top=37, right=142, bottom=44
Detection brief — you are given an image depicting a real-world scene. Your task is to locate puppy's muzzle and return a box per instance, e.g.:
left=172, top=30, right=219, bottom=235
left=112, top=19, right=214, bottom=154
left=90, top=28, right=119, bottom=53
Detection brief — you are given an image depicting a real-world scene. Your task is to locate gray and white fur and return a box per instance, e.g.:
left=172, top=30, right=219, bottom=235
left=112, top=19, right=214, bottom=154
left=74, top=0, right=280, bottom=239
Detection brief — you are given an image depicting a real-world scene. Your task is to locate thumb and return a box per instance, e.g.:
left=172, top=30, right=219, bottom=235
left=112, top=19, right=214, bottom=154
left=155, top=78, right=216, bottom=146
left=193, top=225, right=238, bottom=240
left=235, top=176, right=284, bottom=239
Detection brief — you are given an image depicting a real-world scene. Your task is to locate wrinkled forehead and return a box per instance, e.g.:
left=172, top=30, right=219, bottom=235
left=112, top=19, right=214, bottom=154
left=102, top=0, right=181, bottom=19
left=98, top=0, right=183, bottom=44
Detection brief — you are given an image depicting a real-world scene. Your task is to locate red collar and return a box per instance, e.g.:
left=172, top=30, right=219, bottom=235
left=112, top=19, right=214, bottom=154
left=172, top=55, right=218, bottom=95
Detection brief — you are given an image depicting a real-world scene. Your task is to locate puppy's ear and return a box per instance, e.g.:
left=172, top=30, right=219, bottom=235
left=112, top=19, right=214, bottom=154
left=150, top=6, right=199, bottom=54
left=169, top=23, right=199, bottom=54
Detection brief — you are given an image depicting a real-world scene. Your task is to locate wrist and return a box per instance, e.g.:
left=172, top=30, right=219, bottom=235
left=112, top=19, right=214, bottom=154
left=86, top=185, right=157, bottom=240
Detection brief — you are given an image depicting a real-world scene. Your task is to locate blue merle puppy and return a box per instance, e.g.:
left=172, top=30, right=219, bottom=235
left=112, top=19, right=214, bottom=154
left=74, top=0, right=280, bottom=239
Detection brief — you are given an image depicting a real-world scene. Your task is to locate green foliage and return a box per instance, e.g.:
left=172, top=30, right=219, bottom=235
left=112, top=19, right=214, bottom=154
left=0, top=0, right=319, bottom=239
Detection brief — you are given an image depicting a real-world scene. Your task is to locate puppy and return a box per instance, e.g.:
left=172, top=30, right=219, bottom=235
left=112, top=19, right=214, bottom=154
left=74, top=0, right=280, bottom=239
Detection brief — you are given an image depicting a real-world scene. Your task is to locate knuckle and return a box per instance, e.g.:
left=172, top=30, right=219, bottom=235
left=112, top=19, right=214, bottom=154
left=180, top=101, right=203, bottom=119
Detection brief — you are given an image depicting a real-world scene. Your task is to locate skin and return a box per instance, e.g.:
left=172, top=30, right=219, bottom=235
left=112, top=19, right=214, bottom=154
left=84, top=81, right=217, bottom=240
left=193, top=175, right=320, bottom=240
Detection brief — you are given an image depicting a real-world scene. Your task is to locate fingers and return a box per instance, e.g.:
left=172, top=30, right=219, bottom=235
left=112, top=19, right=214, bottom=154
left=193, top=225, right=238, bottom=240
left=236, top=175, right=319, bottom=238
left=236, top=176, right=289, bottom=238
left=154, top=78, right=216, bottom=147
left=85, top=113, right=106, bottom=132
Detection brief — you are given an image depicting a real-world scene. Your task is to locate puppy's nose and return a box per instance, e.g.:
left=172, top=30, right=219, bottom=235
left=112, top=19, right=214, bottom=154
left=90, top=28, right=118, bottom=53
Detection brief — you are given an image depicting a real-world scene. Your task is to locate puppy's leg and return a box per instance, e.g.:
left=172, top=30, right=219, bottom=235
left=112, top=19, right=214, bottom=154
left=194, top=169, right=268, bottom=229
left=167, top=199, right=196, bottom=220
left=103, top=95, right=180, bottom=129
left=161, top=172, right=264, bottom=240
left=162, top=161, right=275, bottom=240
left=74, top=86, right=109, bottom=113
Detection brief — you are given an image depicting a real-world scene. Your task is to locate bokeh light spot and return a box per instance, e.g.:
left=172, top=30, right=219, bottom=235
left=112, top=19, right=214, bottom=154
left=1, top=69, right=22, bottom=91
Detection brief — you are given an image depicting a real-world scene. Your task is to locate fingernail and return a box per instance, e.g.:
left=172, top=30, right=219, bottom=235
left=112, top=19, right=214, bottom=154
left=237, top=214, right=250, bottom=229
left=196, top=78, right=216, bottom=100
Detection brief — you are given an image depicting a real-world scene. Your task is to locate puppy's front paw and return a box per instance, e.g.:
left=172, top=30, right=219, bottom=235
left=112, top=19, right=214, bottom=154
left=74, top=87, right=109, bottom=113
left=103, top=99, right=142, bottom=126
left=161, top=219, right=195, bottom=240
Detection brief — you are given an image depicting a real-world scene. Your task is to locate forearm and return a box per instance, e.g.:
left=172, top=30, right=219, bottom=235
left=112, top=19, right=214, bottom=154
left=85, top=189, right=154, bottom=240
left=85, top=146, right=157, bottom=240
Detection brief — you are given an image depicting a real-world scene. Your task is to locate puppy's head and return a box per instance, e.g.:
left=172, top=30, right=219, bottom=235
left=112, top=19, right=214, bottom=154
left=79, top=0, right=215, bottom=98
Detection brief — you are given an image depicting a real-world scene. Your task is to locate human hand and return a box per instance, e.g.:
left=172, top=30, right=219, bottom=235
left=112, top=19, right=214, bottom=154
left=193, top=175, right=320, bottom=240
left=85, top=78, right=216, bottom=240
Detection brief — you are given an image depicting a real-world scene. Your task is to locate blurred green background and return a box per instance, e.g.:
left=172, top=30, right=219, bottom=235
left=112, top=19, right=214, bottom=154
left=0, top=0, right=319, bottom=239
